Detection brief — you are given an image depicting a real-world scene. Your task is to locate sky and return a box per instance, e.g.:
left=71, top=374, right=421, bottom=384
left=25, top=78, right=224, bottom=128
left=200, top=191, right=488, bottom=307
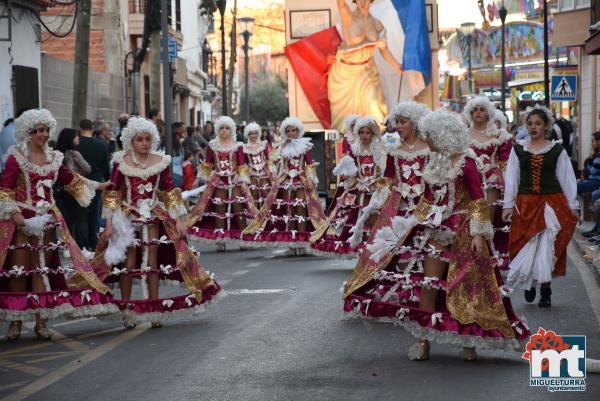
left=228, top=0, right=504, bottom=30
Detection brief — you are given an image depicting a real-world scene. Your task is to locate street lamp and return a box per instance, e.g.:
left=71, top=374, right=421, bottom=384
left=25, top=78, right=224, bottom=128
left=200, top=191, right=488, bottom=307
left=543, top=0, right=550, bottom=106
left=216, top=0, right=227, bottom=115
left=500, top=2, right=507, bottom=113
left=238, top=16, right=255, bottom=124
left=460, top=22, right=476, bottom=94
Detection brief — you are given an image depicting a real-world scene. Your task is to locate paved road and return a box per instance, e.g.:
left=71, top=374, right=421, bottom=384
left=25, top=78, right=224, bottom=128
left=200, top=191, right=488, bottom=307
left=1, top=242, right=599, bottom=401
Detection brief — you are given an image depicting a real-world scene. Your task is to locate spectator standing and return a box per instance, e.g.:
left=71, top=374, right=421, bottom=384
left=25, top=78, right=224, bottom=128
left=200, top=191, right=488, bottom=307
left=55, top=128, right=91, bottom=251
left=203, top=120, right=214, bottom=142
left=77, top=119, right=110, bottom=250
left=182, top=126, right=200, bottom=165
left=116, top=112, right=129, bottom=150
left=94, top=122, right=117, bottom=156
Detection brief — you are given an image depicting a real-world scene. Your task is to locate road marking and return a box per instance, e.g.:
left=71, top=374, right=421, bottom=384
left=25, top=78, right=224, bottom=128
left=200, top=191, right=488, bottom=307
left=230, top=270, right=249, bottom=276
left=0, top=383, right=28, bottom=392
left=0, top=325, right=149, bottom=401
left=271, top=249, right=287, bottom=255
left=218, top=279, right=231, bottom=286
left=25, top=353, right=79, bottom=364
left=51, top=317, right=95, bottom=328
left=228, top=288, right=296, bottom=295
left=45, top=328, right=89, bottom=353
left=0, top=359, right=46, bottom=376
left=76, top=326, right=124, bottom=340
left=247, top=262, right=262, bottom=268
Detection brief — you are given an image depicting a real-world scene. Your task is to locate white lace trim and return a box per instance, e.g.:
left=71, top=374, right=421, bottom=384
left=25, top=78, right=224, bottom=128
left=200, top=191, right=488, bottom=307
left=470, top=129, right=512, bottom=150
left=423, top=151, right=474, bottom=186
left=517, top=138, right=562, bottom=155
left=279, top=137, right=313, bottom=158
left=0, top=303, right=119, bottom=322
left=113, top=151, right=171, bottom=179
left=8, top=144, right=63, bottom=176
left=470, top=219, right=494, bottom=240
left=209, top=139, right=242, bottom=153
left=243, top=141, right=267, bottom=155
left=387, top=146, right=430, bottom=160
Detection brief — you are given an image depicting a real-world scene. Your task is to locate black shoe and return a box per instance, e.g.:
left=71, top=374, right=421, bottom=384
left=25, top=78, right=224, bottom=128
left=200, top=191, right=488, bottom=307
left=538, top=287, right=551, bottom=308
left=524, top=287, right=536, bottom=303
left=582, top=229, right=599, bottom=238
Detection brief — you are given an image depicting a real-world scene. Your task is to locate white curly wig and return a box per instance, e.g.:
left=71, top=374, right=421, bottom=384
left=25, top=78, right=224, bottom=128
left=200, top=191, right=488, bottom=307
left=524, top=104, right=555, bottom=127
left=463, top=96, right=497, bottom=126
left=279, top=116, right=305, bottom=138
left=243, top=122, right=262, bottom=140
left=353, top=116, right=381, bottom=138
left=15, top=108, right=57, bottom=143
left=494, top=110, right=508, bottom=129
left=388, top=101, right=431, bottom=139
left=419, top=109, right=470, bottom=155
left=344, top=114, right=361, bottom=133
left=214, top=116, right=237, bottom=141
left=121, top=116, right=160, bottom=152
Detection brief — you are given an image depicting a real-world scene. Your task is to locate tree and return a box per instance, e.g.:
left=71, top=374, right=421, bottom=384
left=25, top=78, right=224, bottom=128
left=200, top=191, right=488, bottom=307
left=245, top=77, right=289, bottom=125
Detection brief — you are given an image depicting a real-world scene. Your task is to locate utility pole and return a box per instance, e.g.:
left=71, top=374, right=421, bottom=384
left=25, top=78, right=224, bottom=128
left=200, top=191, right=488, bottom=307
left=543, top=0, right=550, bottom=106
left=71, top=0, right=91, bottom=126
left=161, top=0, right=173, bottom=157
left=150, top=30, right=162, bottom=111
left=227, top=0, right=238, bottom=116
left=217, top=0, right=228, bottom=115
left=500, top=2, right=507, bottom=112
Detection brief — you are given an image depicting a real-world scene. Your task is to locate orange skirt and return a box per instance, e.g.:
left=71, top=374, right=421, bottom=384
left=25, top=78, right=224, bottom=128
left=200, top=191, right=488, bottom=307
left=508, top=193, right=577, bottom=277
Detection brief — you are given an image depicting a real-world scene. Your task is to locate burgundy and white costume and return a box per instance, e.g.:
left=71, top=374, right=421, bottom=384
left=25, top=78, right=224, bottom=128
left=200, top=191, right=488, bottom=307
left=465, top=97, right=513, bottom=269
left=0, top=109, right=117, bottom=322
left=93, top=117, right=222, bottom=324
left=242, top=117, right=326, bottom=250
left=343, top=109, right=530, bottom=352
left=243, top=122, right=276, bottom=209
left=187, top=116, right=257, bottom=247
left=310, top=117, right=385, bottom=258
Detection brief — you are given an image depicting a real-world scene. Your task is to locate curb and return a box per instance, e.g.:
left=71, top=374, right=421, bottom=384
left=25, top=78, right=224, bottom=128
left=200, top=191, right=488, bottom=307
left=573, top=224, right=600, bottom=288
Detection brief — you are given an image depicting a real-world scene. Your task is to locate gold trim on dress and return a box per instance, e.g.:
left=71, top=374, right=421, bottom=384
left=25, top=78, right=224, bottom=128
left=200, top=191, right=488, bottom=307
left=468, top=198, right=489, bottom=224
left=414, top=197, right=433, bottom=222
left=238, top=164, right=250, bottom=178
left=0, top=188, right=16, bottom=202
left=103, top=190, right=121, bottom=211
left=198, top=162, right=213, bottom=180
left=160, top=188, right=185, bottom=212
left=63, top=173, right=95, bottom=205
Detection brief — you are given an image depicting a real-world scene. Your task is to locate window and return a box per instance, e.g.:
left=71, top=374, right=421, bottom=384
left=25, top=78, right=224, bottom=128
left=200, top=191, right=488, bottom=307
left=175, top=0, right=181, bottom=32
left=560, top=0, right=575, bottom=10
left=207, top=14, right=215, bottom=34
left=576, top=0, right=591, bottom=8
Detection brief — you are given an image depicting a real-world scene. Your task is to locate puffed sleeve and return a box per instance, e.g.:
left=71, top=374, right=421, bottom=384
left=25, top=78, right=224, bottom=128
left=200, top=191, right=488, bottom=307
left=237, top=145, right=251, bottom=184
left=463, top=157, right=493, bottom=239
left=197, top=147, right=214, bottom=181
left=342, top=137, right=352, bottom=155
left=384, top=154, right=395, bottom=179
left=502, top=148, right=520, bottom=209
left=102, top=162, right=123, bottom=219
left=59, top=164, right=101, bottom=208
left=496, top=135, right=513, bottom=173
left=0, top=155, right=20, bottom=219
left=304, top=150, right=319, bottom=185
left=159, top=166, right=186, bottom=219
left=556, top=149, right=579, bottom=210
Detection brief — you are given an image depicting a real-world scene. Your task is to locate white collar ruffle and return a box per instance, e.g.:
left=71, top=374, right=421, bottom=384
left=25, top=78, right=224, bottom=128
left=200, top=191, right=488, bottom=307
left=8, top=143, right=63, bottom=176
left=517, top=138, right=562, bottom=155
left=279, top=137, right=312, bottom=159
left=209, top=138, right=242, bottom=153
left=113, top=150, right=171, bottom=179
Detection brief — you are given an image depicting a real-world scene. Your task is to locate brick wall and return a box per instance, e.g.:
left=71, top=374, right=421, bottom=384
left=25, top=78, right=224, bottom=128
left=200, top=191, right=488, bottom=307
left=41, top=0, right=107, bottom=73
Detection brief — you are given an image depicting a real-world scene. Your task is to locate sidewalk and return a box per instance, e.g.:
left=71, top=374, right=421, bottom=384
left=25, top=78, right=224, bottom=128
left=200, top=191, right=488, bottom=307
left=573, top=221, right=600, bottom=287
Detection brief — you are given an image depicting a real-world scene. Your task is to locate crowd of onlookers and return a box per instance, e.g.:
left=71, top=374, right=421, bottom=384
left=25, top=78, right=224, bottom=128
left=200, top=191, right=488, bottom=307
left=0, top=108, right=284, bottom=255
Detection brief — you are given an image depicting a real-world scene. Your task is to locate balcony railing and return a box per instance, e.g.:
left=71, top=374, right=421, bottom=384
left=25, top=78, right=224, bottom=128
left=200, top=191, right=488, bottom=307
left=129, top=0, right=144, bottom=14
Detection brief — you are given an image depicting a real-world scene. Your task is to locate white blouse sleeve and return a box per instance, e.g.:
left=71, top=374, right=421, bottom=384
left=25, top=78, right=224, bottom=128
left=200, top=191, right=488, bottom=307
left=502, top=148, right=520, bottom=209
left=556, top=149, right=579, bottom=209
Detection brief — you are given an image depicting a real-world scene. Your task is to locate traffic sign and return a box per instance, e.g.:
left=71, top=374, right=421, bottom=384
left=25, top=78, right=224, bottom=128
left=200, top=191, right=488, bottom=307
left=551, top=74, right=577, bottom=101
left=160, top=35, right=178, bottom=62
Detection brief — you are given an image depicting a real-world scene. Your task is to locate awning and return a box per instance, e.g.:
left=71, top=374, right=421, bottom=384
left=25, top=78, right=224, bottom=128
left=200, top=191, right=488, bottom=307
left=508, top=77, right=544, bottom=88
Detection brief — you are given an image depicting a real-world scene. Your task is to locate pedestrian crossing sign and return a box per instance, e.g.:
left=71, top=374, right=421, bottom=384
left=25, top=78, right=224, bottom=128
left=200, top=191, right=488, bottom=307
left=551, top=74, right=577, bottom=101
